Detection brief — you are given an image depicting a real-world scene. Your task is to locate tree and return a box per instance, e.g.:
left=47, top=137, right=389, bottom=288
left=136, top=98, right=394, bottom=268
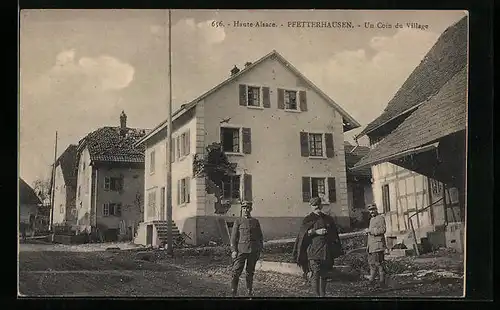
left=193, top=142, right=237, bottom=214
left=32, top=178, right=51, bottom=205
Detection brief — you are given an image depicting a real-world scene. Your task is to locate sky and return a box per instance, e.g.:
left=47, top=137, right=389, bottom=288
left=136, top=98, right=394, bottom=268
left=19, top=9, right=467, bottom=186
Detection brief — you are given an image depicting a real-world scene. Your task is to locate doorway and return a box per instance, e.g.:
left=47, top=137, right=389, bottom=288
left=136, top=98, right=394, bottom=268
left=146, top=224, right=153, bottom=246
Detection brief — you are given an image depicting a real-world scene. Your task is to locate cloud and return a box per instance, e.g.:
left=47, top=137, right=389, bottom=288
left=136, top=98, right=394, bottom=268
left=301, top=28, right=440, bottom=131
left=30, top=49, right=135, bottom=95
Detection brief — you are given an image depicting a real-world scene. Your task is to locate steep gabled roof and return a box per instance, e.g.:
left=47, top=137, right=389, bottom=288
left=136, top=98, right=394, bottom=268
left=353, top=65, right=467, bottom=170
left=136, top=50, right=361, bottom=146
left=55, top=144, right=78, bottom=187
left=19, top=178, right=42, bottom=205
left=78, top=127, right=151, bottom=164
left=357, top=16, right=468, bottom=138
left=344, top=143, right=372, bottom=178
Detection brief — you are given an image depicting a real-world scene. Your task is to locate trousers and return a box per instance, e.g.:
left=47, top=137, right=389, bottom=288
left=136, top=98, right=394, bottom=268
left=368, top=251, right=386, bottom=284
left=231, top=251, right=260, bottom=295
left=309, top=259, right=329, bottom=297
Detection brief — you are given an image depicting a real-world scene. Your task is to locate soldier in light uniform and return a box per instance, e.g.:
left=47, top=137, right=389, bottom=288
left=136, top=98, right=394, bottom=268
left=230, top=201, right=264, bottom=297
left=366, top=203, right=387, bottom=287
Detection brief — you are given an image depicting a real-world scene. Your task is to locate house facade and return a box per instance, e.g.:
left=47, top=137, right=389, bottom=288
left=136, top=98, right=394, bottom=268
left=353, top=16, right=467, bottom=253
left=52, top=144, right=78, bottom=226
left=134, top=50, right=360, bottom=247
left=344, top=142, right=374, bottom=229
left=74, top=111, right=148, bottom=241
left=19, top=178, right=42, bottom=234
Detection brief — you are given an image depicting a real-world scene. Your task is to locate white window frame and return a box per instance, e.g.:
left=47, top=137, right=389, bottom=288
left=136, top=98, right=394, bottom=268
left=308, top=132, right=326, bottom=158
left=103, top=203, right=110, bottom=216
left=246, top=85, right=263, bottom=108
left=221, top=174, right=241, bottom=201
left=306, top=175, right=334, bottom=205
left=150, top=150, right=156, bottom=175
left=178, top=177, right=191, bottom=206
left=284, top=89, right=300, bottom=111
left=220, top=125, right=243, bottom=155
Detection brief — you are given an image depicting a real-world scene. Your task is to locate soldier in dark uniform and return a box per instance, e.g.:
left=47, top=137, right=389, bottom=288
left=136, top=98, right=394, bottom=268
left=293, top=197, right=343, bottom=297
left=230, top=201, right=264, bottom=297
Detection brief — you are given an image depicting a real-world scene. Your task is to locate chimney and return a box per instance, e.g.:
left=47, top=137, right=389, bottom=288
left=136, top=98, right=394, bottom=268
left=244, top=61, right=252, bottom=68
left=230, top=65, right=240, bottom=76
left=120, top=111, right=127, bottom=136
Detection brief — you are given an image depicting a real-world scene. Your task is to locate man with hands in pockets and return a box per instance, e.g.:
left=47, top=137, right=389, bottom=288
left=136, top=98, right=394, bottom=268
left=230, top=201, right=264, bottom=297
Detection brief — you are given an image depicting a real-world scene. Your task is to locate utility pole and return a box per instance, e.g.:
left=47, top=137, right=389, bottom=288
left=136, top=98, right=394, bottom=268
left=50, top=131, right=58, bottom=232
left=165, top=9, right=174, bottom=257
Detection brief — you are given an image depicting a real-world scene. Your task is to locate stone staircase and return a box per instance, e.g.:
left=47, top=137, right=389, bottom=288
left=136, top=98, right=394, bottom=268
left=152, top=220, right=181, bottom=246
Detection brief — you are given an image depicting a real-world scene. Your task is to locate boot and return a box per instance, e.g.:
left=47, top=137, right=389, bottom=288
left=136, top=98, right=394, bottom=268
left=319, top=277, right=327, bottom=297
left=246, top=275, right=254, bottom=297
left=378, top=266, right=387, bottom=288
left=367, top=267, right=377, bottom=284
left=231, top=276, right=239, bottom=297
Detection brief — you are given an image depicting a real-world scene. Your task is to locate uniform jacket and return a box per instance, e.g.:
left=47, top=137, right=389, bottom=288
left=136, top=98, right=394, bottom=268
left=292, top=212, right=343, bottom=271
left=230, top=216, right=264, bottom=253
left=367, top=214, right=387, bottom=253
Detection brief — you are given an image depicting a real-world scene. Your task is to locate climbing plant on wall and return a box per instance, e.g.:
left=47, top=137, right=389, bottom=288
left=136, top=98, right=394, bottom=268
left=192, top=142, right=237, bottom=214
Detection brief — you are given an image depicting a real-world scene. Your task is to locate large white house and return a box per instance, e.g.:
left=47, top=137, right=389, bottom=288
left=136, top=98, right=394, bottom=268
left=134, top=50, right=360, bottom=247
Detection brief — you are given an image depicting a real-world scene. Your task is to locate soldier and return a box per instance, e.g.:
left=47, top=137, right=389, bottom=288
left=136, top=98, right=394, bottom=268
left=293, top=197, right=343, bottom=297
left=366, top=204, right=387, bottom=288
left=230, top=201, right=264, bottom=297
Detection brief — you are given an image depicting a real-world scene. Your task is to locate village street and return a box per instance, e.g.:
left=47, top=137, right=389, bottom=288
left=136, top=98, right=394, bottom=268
left=19, top=241, right=464, bottom=298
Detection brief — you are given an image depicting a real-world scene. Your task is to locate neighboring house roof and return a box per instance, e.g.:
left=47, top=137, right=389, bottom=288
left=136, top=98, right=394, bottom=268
left=137, top=50, right=361, bottom=146
left=19, top=178, right=42, bottom=205
left=77, top=127, right=151, bottom=164
left=357, top=16, right=468, bottom=138
left=353, top=65, right=467, bottom=170
left=55, top=144, right=78, bottom=187
left=344, top=143, right=372, bottom=178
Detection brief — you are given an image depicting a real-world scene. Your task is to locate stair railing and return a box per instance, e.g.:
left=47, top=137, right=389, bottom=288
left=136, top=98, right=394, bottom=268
left=408, top=196, right=444, bottom=256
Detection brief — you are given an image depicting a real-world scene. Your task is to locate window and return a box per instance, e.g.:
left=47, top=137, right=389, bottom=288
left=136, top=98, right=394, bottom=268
left=78, top=186, right=81, bottom=199
left=382, top=184, right=390, bottom=213
left=104, top=177, right=123, bottom=191
left=176, top=130, right=191, bottom=159
left=302, top=177, right=336, bottom=203
left=176, top=136, right=181, bottom=160
left=284, top=90, right=298, bottom=110
left=247, top=86, right=261, bottom=107
left=150, top=150, right=156, bottom=174
left=147, top=191, right=157, bottom=218
left=430, top=179, right=442, bottom=195
left=59, top=204, right=64, bottom=214
left=308, top=133, right=324, bottom=157
left=103, top=203, right=121, bottom=217
left=178, top=177, right=190, bottom=205
left=221, top=127, right=240, bottom=153
left=103, top=203, right=109, bottom=216
left=221, top=175, right=241, bottom=200
left=311, top=178, right=326, bottom=202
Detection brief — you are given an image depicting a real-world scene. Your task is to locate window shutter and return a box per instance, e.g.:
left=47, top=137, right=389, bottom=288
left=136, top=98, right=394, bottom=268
left=186, top=178, right=191, bottom=203
left=239, top=84, right=247, bottom=106
left=263, top=87, right=271, bottom=108
left=177, top=180, right=180, bottom=205
left=277, top=88, right=285, bottom=109
left=300, top=132, right=309, bottom=157
left=170, top=139, right=174, bottom=163
left=328, top=177, right=337, bottom=203
left=299, top=91, right=308, bottom=111
left=302, top=177, right=311, bottom=202
left=242, top=128, right=252, bottom=154
left=325, top=133, right=334, bottom=158
left=243, top=174, right=253, bottom=202
left=185, top=130, right=190, bottom=155
left=116, top=204, right=122, bottom=216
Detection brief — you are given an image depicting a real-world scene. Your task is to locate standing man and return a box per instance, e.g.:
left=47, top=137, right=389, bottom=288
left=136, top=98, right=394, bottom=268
left=366, top=204, right=387, bottom=288
left=230, top=201, right=264, bottom=297
left=292, top=197, right=343, bottom=297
